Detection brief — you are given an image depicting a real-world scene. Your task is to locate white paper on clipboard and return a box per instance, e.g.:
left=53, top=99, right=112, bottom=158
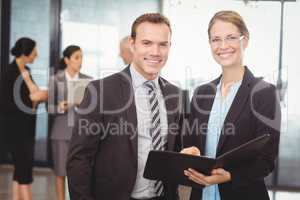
left=67, top=79, right=92, bottom=105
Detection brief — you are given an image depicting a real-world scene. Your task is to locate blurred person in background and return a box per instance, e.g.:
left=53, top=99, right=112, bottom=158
left=1, top=37, right=48, bottom=200
left=48, top=45, right=91, bottom=200
left=119, top=35, right=133, bottom=65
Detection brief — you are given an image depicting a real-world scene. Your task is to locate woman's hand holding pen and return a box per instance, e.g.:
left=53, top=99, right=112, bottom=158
left=180, top=146, right=201, bottom=156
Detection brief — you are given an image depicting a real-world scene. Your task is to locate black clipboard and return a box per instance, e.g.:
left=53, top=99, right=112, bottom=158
left=143, top=134, right=271, bottom=188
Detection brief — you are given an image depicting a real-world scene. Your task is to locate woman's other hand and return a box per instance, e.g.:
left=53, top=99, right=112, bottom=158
left=180, top=146, right=201, bottom=156
left=184, top=168, right=231, bottom=186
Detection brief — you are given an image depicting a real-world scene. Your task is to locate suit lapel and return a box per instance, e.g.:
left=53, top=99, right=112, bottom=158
left=216, top=67, right=255, bottom=154
left=159, top=78, right=179, bottom=151
left=119, top=66, right=138, bottom=162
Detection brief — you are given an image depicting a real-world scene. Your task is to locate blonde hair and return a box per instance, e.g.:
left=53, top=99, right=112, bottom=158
left=208, top=10, right=249, bottom=39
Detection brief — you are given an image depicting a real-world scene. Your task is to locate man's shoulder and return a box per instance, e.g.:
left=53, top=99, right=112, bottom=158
left=87, top=69, right=130, bottom=90
left=159, top=76, right=182, bottom=93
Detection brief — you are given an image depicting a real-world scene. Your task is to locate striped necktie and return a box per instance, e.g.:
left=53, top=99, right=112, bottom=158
left=144, top=80, right=165, bottom=196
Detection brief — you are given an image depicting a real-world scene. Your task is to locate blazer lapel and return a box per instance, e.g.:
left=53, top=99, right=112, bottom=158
left=119, top=66, right=138, bottom=162
left=78, top=73, right=85, bottom=79
left=56, top=71, right=68, bottom=101
left=216, top=67, right=255, bottom=154
left=199, top=78, right=219, bottom=154
left=78, top=72, right=91, bottom=79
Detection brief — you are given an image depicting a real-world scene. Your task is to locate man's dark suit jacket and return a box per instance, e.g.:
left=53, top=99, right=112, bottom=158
left=184, top=67, right=281, bottom=200
left=67, top=66, right=184, bottom=200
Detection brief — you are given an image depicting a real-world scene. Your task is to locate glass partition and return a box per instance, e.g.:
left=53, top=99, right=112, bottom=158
left=277, top=0, right=300, bottom=188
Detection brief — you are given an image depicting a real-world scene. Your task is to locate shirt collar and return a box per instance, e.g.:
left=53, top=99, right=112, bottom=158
left=216, top=78, right=242, bottom=96
left=65, top=70, right=79, bottom=81
left=129, top=64, right=159, bottom=89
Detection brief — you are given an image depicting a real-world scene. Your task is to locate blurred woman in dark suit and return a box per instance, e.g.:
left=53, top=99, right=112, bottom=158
left=181, top=11, right=281, bottom=200
left=1, top=37, right=48, bottom=200
left=48, top=45, right=91, bottom=200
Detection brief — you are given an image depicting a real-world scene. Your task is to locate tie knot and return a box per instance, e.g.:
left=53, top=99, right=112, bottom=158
left=144, top=80, right=156, bottom=92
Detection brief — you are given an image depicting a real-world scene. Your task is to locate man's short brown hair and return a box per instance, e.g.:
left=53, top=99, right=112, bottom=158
left=131, top=13, right=172, bottom=40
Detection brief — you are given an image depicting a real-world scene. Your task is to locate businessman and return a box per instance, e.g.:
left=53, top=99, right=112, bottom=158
left=119, top=35, right=133, bottom=65
left=67, top=13, right=184, bottom=200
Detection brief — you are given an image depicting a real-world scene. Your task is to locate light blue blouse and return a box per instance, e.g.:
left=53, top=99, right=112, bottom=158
left=202, top=80, right=242, bottom=200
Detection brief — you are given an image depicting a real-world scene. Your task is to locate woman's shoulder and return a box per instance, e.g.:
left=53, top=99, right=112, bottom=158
left=193, top=77, right=220, bottom=96
left=79, top=73, right=92, bottom=79
left=50, top=70, right=65, bottom=80
left=251, top=77, right=277, bottom=100
left=7, top=60, right=18, bottom=70
left=5, top=61, right=20, bottom=79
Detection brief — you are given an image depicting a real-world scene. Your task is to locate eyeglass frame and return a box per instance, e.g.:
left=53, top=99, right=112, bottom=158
left=209, top=35, right=245, bottom=47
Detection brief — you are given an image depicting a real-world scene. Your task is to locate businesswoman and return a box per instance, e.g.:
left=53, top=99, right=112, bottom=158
left=182, top=11, right=281, bottom=200
left=1, top=37, right=48, bottom=200
left=48, top=45, right=90, bottom=200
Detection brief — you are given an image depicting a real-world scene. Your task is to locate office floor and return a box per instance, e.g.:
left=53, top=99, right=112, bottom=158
left=0, top=165, right=56, bottom=200
left=1, top=165, right=299, bottom=200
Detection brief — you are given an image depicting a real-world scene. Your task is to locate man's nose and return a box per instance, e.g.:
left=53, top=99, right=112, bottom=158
left=150, top=45, right=160, bottom=55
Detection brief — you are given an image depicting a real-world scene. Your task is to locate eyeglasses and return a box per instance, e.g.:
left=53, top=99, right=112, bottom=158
left=210, top=35, right=245, bottom=47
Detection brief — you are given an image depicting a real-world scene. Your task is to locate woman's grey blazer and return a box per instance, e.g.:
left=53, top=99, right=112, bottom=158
left=48, top=70, right=91, bottom=140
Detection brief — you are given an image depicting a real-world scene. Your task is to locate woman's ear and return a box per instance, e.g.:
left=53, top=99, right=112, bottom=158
left=242, top=36, right=249, bottom=49
left=64, top=57, right=69, bottom=65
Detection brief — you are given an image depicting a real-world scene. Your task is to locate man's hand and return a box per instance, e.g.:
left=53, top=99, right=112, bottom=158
left=184, top=168, right=231, bottom=186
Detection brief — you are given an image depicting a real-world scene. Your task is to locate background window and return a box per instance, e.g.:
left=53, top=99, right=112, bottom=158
left=277, top=0, right=300, bottom=188
left=162, top=0, right=281, bottom=90
left=61, top=0, right=160, bottom=79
